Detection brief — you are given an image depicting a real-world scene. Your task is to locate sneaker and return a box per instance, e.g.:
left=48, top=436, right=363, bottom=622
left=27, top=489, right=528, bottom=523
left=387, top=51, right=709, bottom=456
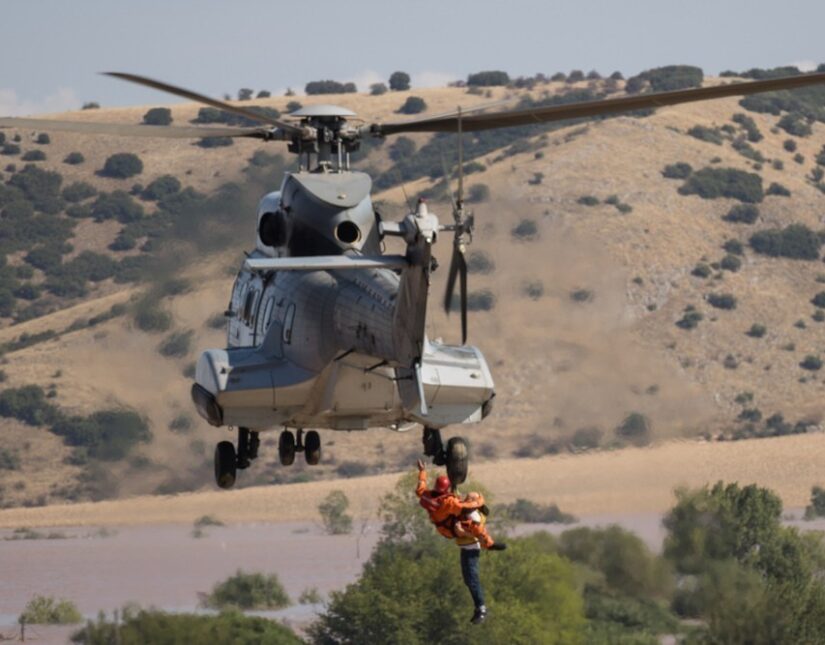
left=470, top=606, right=487, bottom=624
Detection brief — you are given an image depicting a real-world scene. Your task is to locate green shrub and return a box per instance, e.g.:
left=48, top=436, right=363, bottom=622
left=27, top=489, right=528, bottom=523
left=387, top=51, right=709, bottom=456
left=143, top=108, right=172, bottom=125
left=784, top=139, right=797, bottom=152
left=678, top=167, right=763, bottom=203
left=134, top=302, right=172, bottom=332
left=35, top=133, right=50, bottom=145
left=2, top=143, right=21, bottom=155
left=746, top=323, right=766, bottom=338
left=720, top=254, right=741, bottom=272
left=200, top=570, right=290, bottom=610
left=691, top=263, right=711, bottom=278
left=397, top=96, right=427, bottom=115
left=812, top=292, right=825, bottom=308
left=499, top=499, right=576, bottom=524
left=804, top=486, right=825, bottom=519
left=777, top=112, right=812, bottom=137
left=0, top=447, right=20, bottom=470
left=100, top=153, right=143, bottom=179
left=723, top=203, right=759, bottom=224
left=570, top=288, right=594, bottom=303
left=767, top=182, right=791, bottom=197
left=707, top=293, right=736, bottom=310
left=25, top=245, right=64, bottom=272
left=571, top=426, right=602, bottom=449
left=388, top=71, right=411, bottom=91
left=369, top=82, right=388, bottom=96
left=62, top=181, right=97, bottom=203
left=91, top=191, right=144, bottom=223
left=305, top=80, right=356, bottom=94
left=466, top=250, right=495, bottom=274
left=634, top=65, right=703, bottom=91
left=467, top=70, right=510, bottom=86
left=722, top=239, right=743, bottom=255
left=687, top=125, right=723, bottom=145
left=466, top=183, right=490, bottom=203
left=512, top=218, right=539, bottom=240
left=577, top=195, right=599, bottom=206
left=63, top=151, right=85, bottom=165
left=51, top=409, right=151, bottom=461
left=109, top=232, right=136, bottom=251
left=615, top=413, right=651, bottom=446
left=319, top=490, right=353, bottom=535
left=336, top=461, right=368, bottom=478
left=749, top=224, right=821, bottom=260
left=466, top=290, right=495, bottom=311
left=8, top=164, right=64, bottom=213
left=0, top=385, right=61, bottom=426
left=677, top=307, right=702, bottom=328
left=71, top=608, right=301, bottom=644
left=18, top=595, right=81, bottom=624
left=731, top=113, right=763, bottom=142
left=800, top=355, right=823, bottom=371
left=523, top=280, right=544, bottom=300
left=299, top=588, right=323, bottom=604
left=142, top=175, right=181, bottom=200
left=158, top=329, right=194, bottom=358
left=21, top=150, right=46, bottom=162
left=197, top=136, right=233, bottom=148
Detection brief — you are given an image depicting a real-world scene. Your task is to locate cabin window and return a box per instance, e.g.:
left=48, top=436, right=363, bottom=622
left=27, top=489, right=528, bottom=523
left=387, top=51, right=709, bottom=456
left=283, top=303, right=296, bottom=344
left=261, top=296, right=275, bottom=333
left=242, top=289, right=258, bottom=324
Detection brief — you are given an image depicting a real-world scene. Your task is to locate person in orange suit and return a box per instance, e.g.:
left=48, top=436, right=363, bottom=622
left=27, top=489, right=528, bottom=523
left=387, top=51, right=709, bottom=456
left=416, top=459, right=506, bottom=624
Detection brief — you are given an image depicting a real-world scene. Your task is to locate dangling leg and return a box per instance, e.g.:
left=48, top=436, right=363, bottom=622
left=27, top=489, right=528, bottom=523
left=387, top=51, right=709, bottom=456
left=460, top=548, right=486, bottom=624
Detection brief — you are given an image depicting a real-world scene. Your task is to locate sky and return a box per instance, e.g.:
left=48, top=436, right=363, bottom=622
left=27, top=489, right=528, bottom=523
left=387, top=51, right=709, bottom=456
left=1, top=0, right=823, bottom=116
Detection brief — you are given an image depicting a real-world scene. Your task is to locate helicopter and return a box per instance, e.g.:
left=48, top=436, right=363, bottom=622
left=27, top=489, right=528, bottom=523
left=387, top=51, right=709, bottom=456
left=2, top=70, right=824, bottom=490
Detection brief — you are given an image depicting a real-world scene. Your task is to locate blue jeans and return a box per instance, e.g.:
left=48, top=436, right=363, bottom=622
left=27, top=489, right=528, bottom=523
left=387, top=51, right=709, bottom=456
left=460, top=549, right=485, bottom=608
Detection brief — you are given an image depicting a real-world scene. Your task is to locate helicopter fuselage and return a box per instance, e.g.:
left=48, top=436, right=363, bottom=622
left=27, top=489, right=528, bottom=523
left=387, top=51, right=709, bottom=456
left=191, top=170, right=495, bottom=434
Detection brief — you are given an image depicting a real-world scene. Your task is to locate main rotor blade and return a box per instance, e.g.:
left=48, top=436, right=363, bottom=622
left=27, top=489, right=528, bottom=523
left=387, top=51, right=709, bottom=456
left=104, top=72, right=302, bottom=135
left=0, top=117, right=266, bottom=139
left=373, top=72, right=825, bottom=135
left=458, top=250, right=468, bottom=345
left=444, top=248, right=459, bottom=315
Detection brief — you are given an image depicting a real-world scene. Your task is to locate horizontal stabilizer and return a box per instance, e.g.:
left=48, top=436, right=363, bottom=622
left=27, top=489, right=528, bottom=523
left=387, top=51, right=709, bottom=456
left=244, top=255, right=408, bottom=272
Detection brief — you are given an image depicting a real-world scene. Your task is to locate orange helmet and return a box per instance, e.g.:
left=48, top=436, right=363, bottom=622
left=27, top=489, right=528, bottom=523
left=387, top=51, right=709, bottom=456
left=435, top=475, right=451, bottom=494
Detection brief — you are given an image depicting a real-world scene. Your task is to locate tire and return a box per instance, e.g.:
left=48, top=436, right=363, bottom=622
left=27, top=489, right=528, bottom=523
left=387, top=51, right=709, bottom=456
left=446, top=437, right=469, bottom=487
left=279, top=430, right=295, bottom=466
left=214, top=441, right=237, bottom=489
left=305, top=430, right=321, bottom=466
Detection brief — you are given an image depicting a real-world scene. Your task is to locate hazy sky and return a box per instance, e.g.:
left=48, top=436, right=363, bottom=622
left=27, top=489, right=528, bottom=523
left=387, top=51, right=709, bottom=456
left=1, top=0, right=823, bottom=115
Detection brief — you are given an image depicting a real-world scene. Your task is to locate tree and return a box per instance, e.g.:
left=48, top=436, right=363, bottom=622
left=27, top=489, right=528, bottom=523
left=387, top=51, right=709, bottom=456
left=397, top=96, right=427, bottom=115
left=142, top=107, right=172, bottom=126
left=370, top=82, right=388, bottom=96
left=388, top=71, right=411, bottom=91
left=467, top=70, right=510, bottom=86
left=91, top=191, right=144, bottom=223
left=318, top=490, right=353, bottom=535
left=200, top=570, right=290, bottom=610
left=256, top=90, right=271, bottom=98
left=237, top=88, right=254, bottom=101
left=142, top=175, right=181, bottom=201
left=100, top=153, right=143, bottom=179
left=19, top=595, right=81, bottom=624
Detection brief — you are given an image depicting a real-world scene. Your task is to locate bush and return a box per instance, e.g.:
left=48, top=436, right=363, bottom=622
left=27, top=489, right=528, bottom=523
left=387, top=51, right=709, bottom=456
left=777, top=112, right=812, bottom=137
left=305, top=80, right=356, bottom=95
left=467, top=70, right=510, bottom=86
left=466, top=290, right=495, bottom=311
left=615, top=413, right=651, bottom=446
left=51, top=409, right=151, bottom=461
left=369, top=82, right=388, bottom=96
left=749, top=224, right=821, bottom=260
left=0, top=447, right=20, bottom=470
left=169, top=413, right=194, bottom=433
left=732, top=113, right=763, bottom=142
left=71, top=608, right=301, bottom=644
left=18, top=595, right=81, bottom=624
left=8, top=164, right=64, bottom=213
left=722, top=239, right=743, bottom=255
left=21, top=150, right=46, bottom=162
left=746, top=323, right=766, bottom=338
left=0, top=385, right=61, bottom=426
left=511, top=218, right=539, bottom=241
left=687, top=125, right=723, bottom=145
left=63, top=151, right=85, bottom=165
left=784, top=138, right=797, bottom=152
left=134, top=302, right=172, bottom=333
left=1, top=143, right=20, bottom=155
left=523, top=280, right=544, bottom=300
left=466, top=250, right=494, bottom=274
left=91, top=191, right=144, bottom=223
left=142, top=174, right=181, bottom=201
left=499, top=499, right=576, bottom=524
left=62, top=181, right=97, bottom=203
left=319, top=490, right=353, bottom=535
left=388, top=71, right=411, bottom=91
left=197, top=136, right=233, bottom=148
left=720, top=254, right=741, bottom=272
left=577, top=195, right=599, bottom=206
left=678, top=167, right=763, bottom=203
left=35, top=133, right=50, bottom=145
left=767, top=182, right=791, bottom=197
left=100, top=153, right=143, bottom=179
left=571, top=426, right=602, bottom=449
left=142, top=107, right=172, bottom=126
left=200, top=570, right=290, bottom=610
left=812, top=292, right=825, bottom=308
left=723, top=203, right=759, bottom=224
left=800, top=355, right=823, bottom=371
left=805, top=486, right=825, bottom=520
left=466, top=183, right=490, bottom=203
left=25, top=245, right=64, bottom=272
left=158, top=329, right=194, bottom=358
left=707, top=293, right=736, bottom=310
left=397, top=96, right=427, bottom=115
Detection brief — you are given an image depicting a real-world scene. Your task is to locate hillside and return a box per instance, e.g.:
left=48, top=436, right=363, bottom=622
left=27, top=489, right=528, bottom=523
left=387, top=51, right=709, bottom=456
left=1, top=69, right=824, bottom=508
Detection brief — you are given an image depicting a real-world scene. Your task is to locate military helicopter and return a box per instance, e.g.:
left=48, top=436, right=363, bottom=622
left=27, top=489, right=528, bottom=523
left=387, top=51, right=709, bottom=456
left=3, top=70, right=824, bottom=490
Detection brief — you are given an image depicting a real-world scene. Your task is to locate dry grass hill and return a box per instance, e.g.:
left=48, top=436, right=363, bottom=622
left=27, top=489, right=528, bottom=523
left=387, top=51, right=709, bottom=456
left=1, top=69, right=824, bottom=509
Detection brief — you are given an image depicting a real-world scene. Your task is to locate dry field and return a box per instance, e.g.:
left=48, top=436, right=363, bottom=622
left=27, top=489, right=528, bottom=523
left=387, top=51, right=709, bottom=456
left=2, top=432, right=824, bottom=529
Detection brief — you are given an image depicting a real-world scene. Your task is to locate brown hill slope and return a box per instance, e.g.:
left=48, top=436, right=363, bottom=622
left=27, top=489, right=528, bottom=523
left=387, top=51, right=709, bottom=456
left=1, top=78, right=824, bottom=507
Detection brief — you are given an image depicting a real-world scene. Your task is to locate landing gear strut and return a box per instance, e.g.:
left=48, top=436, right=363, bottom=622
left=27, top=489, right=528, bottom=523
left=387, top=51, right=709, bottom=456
left=213, top=426, right=260, bottom=489
left=278, top=429, right=322, bottom=467
left=422, top=427, right=469, bottom=487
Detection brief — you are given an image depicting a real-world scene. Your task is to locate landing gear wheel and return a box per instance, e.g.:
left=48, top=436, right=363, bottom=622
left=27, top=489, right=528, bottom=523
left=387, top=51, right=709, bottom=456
left=279, top=430, right=296, bottom=466
left=446, top=437, right=469, bottom=488
left=305, top=430, right=321, bottom=465
left=215, top=441, right=237, bottom=489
